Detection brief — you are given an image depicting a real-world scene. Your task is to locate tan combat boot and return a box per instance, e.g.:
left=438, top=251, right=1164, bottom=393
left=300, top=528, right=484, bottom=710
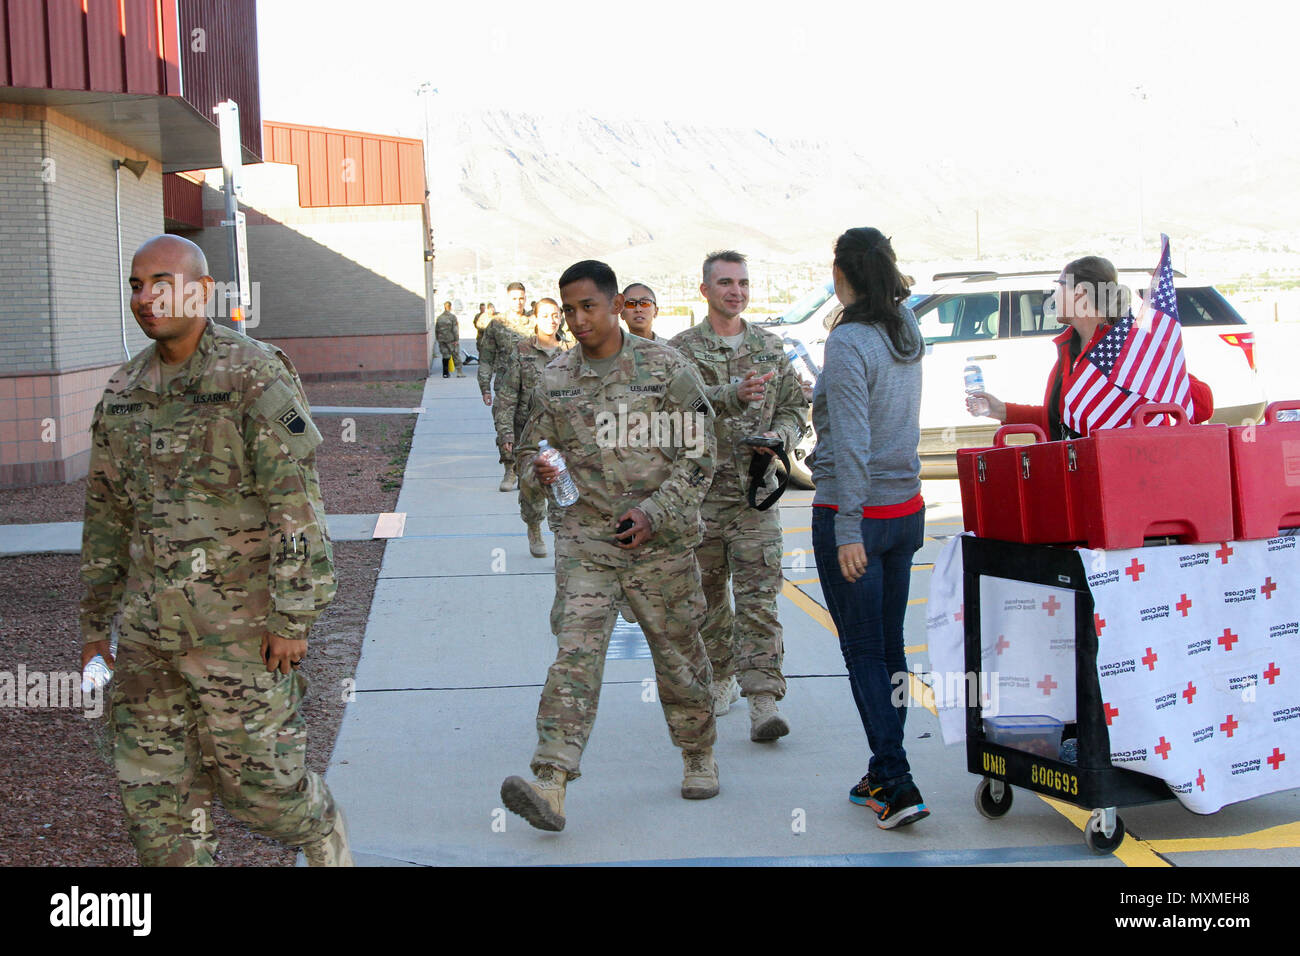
left=749, top=693, right=790, bottom=742
left=710, top=674, right=741, bottom=716
left=303, top=807, right=355, bottom=866
left=681, top=747, right=720, bottom=799
left=527, top=522, right=547, bottom=558
left=500, top=765, right=567, bottom=831
left=499, top=462, right=518, bottom=492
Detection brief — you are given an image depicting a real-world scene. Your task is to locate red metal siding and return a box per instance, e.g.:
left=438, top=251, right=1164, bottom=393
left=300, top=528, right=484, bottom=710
left=6, top=0, right=49, bottom=89
left=163, top=173, right=204, bottom=228
left=45, top=0, right=87, bottom=91
left=262, top=121, right=427, bottom=208
left=85, top=0, right=126, bottom=93
left=2, top=1, right=261, bottom=161
left=177, top=0, right=262, bottom=159
left=122, top=0, right=161, bottom=94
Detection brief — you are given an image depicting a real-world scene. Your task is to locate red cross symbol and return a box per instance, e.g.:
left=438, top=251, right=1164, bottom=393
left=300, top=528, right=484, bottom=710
left=1215, top=543, right=1234, bottom=565
left=1218, top=628, right=1239, bottom=652
left=1103, top=702, right=1119, bottom=726
left=1220, top=714, right=1239, bottom=738
left=1094, top=612, right=1106, bottom=637
left=1182, top=680, right=1197, bottom=704
left=1176, top=593, right=1192, bottom=616
left=1155, top=736, right=1172, bottom=760
left=1268, top=747, right=1286, bottom=770
left=1126, top=557, right=1146, bottom=581
left=1042, top=595, right=1062, bottom=616
left=1037, top=674, right=1058, bottom=696
left=994, top=635, right=1011, bottom=655
left=1264, top=662, right=1281, bottom=685
left=1262, top=577, right=1277, bottom=599
left=1142, top=647, right=1158, bottom=671
left=1196, top=769, right=1205, bottom=791
left=953, top=604, right=964, bottom=624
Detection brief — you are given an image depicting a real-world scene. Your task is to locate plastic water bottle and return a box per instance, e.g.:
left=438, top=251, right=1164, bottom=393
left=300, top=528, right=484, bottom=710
left=964, top=363, right=990, bottom=417
left=536, top=439, right=579, bottom=507
left=81, top=654, right=112, bottom=695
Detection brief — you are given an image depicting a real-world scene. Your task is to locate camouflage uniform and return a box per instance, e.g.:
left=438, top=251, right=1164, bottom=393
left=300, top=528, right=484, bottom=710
left=517, top=332, right=718, bottom=778
left=80, top=320, right=339, bottom=865
left=479, top=311, right=539, bottom=464
left=477, top=311, right=536, bottom=396
left=668, top=320, right=808, bottom=699
left=493, top=335, right=574, bottom=531
left=434, top=310, right=463, bottom=374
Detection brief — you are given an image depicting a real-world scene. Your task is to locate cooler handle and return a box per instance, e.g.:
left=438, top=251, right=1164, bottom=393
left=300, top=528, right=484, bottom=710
left=993, top=424, right=1047, bottom=447
left=1133, top=402, right=1190, bottom=427
left=1264, top=400, right=1300, bottom=424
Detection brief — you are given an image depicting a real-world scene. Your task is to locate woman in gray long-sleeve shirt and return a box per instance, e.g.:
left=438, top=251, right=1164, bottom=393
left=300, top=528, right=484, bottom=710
left=808, top=227, right=930, bottom=829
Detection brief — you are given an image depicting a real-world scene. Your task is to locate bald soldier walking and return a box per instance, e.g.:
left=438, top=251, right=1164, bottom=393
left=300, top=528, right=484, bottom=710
left=80, top=235, right=351, bottom=866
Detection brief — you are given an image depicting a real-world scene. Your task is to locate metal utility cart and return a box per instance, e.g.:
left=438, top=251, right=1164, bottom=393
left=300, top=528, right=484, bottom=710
left=962, top=536, right=1174, bottom=854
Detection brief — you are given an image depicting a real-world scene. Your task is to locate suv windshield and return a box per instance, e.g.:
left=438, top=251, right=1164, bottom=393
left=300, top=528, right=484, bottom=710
left=770, top=281, right=834, bottom=326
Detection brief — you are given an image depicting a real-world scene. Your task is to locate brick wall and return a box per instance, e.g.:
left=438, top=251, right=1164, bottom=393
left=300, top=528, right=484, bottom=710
left=46, top=120, right=160, bottom=372
left=0, top=107, right=162, bottom=486
left=0, top=115, right=54, bottom=373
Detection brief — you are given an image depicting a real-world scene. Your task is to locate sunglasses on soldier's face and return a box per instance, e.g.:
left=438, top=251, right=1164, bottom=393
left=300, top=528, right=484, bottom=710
left=625, top=298, right=656, bottom=309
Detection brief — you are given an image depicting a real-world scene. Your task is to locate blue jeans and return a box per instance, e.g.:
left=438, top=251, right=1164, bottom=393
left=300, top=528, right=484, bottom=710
left=812, top=506, right=925, bottom=789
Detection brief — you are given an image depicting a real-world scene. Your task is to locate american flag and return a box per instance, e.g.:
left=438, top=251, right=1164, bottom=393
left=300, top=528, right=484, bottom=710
left=1061, top=235, right=1193, bottom=435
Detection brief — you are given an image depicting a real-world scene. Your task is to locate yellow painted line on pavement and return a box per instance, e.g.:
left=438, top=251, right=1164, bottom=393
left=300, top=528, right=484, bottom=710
left=779, top=577, right=928, bottom=664
left=908, top=597, right=926, bottom=606
left=783, top=526, right=811, bottom=534
left=909, top=672, right=939, bottom=716
left=782, top=579, right=836, bottom=635
left=913, top=563, right=935, bottom=571
left=789, top=577, right=820, bottom=585
left=1143, top=820, right=1300, bottom=854
left=1038, top=796, right=1170, bottom=867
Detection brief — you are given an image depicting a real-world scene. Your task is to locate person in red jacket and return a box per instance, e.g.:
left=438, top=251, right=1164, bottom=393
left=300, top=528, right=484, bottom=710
left=968, top=256, right=1213, bottom=437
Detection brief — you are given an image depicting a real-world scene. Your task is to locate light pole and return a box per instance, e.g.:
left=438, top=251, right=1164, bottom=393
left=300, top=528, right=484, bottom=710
left=1130, top=85, right=1148, bottom=251
left=415, top=82, right=438, bottom=191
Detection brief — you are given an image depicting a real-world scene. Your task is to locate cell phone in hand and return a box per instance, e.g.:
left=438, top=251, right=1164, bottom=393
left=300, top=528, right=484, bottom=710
left=616, top=518, right=635, bottom=535
left=742, top=435, right=783, bottom=450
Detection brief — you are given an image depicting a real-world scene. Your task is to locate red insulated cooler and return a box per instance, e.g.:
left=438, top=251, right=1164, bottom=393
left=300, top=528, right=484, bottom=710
left=1066, top=402, right=1234, bottom=549
left=957, top=424, right=1046, bottom=542
left=1228, top=399, right=1300, bottom=540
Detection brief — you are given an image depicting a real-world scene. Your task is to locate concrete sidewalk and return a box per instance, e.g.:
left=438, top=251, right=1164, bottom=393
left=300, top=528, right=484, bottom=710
left=323, top=374, right=1300, bottom=867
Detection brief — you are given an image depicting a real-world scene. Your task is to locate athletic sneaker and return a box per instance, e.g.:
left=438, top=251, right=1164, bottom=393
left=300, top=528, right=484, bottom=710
left=849, top=772, right=886, bottom=811
left=875, top=781, right=930, bottom=829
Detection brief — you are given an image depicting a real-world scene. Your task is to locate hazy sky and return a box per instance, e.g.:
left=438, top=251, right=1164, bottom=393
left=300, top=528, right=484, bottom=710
left=258, top=0, right=1300, bottom=156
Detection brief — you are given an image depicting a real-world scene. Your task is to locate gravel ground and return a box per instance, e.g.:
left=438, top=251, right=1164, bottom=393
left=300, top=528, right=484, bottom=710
left=0, top=378, right=421, bottom=865
left=0, top=380, right=423, bottom=525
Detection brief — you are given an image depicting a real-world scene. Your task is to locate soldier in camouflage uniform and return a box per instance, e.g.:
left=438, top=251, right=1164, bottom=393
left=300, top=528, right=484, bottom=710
left=434, top=301, right=466, bottom=378
left=500, top=260, right=719, bottom=832
left=620, top=282, right=669, bottom=344
left=479, top=282, right=538, bottom=491
left=79, top=235, right=351, bottom=866
left=670, top=250, right=808, bottom=740
left=492, top=297, right=573, bottom=558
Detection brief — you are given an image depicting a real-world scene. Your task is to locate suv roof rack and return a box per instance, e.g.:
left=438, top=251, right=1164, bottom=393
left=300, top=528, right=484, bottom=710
left=931, top=271, right=998, bottom=281
left=932, top=268, right=1187, bottom=282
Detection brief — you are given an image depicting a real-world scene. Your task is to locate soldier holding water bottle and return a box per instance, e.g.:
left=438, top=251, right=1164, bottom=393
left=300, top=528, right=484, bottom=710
left=500, top=260, right=721, bottom=832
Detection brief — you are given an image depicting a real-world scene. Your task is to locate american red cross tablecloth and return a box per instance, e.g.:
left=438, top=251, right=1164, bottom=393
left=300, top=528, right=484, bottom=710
left=928, top=533, right=1300, bottom=814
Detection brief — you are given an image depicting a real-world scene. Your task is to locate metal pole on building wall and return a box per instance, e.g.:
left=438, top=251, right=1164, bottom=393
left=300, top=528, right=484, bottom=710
left=113, top=161, right=132, bottom=361
left=214, top=100, right=250, bottom=334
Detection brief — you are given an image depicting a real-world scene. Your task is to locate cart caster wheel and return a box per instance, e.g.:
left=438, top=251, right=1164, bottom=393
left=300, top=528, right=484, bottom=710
left=975, top=777, right=1013, bottom=819
left=1084, top=811, right=1126, bottom=854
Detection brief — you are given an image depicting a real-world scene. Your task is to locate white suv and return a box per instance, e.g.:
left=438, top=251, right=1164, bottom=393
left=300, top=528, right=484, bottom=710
left=769, top=270, right=1266, bottom=484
